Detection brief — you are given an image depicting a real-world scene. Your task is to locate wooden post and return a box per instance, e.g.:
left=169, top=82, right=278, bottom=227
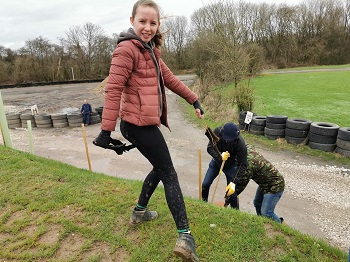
left=82, top=124, right=92, bottom=171
left=210, top=159, right=226, bottom=204
left=198, top=148, right=202, bottom=200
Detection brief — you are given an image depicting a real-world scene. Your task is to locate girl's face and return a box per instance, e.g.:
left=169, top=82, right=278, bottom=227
left=130, top=5, right=159, bottom=43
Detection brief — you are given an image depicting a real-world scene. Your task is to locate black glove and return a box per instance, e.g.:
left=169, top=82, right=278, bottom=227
left=193, top=100, right=204, bottom=115
left=93, top=130, right=135, bottom=155
left=93, top=130, right=113, bottom=148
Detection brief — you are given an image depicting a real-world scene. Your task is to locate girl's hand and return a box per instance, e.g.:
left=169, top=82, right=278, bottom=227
left=195, top=108, right=204, bottom=119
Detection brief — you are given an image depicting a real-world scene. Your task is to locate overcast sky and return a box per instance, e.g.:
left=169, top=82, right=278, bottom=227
left=0, top=0, right=301, bottom=50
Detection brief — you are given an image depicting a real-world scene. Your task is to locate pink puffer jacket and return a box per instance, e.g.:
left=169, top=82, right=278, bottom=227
left=101, top=39, right=198, bottom=131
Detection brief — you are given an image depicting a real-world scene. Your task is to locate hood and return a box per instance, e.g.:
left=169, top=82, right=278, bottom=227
left=117, top=28, right=154, bottom=50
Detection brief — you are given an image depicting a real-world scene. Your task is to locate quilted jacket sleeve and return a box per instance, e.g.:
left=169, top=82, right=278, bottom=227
left=159, top=59, right=198, bottom=104
left=101, top=44, right=134, bottom=131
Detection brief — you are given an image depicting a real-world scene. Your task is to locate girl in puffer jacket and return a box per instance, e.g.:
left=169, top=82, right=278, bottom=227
left=93, top=1, right=203, bottom=261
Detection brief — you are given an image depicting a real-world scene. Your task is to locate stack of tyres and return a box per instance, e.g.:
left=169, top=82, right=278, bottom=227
left=285, top=118, right=312, bottom=144
left=51, top=114, right=68, bottom=128
left=95, top=106, right=103, bottom=118
left=264, top=115, right=288, bottom=140
left=6, top=113, right=21, bottom=129
left=34, top=114, right=53, bottom=128
left=308, top=122, right=339, bottom=152
left=67, top=113, right=83, bottom=127
left=249, top=116, right=266, bottom=136
left=20, top=114, right=36, bottom=128
left=90, top=111, right=101, bottom=125
left=335, top=127, right=350, bottom=157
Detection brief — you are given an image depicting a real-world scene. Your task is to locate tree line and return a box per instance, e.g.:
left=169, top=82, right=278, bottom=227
left=0, top=0, right=349, bottom=88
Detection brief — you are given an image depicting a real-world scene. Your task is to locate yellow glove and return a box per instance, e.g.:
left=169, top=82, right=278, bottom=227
left=221, top=151, right=230, bottom=161
left=225, top=182, right=235, bottom=198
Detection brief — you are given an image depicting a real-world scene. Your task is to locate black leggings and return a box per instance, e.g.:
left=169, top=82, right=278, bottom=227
left=120, top=120, right=189, bottom=230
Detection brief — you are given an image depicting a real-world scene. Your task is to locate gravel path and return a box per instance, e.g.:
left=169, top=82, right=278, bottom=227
left=1, top=79, right=349, bottom=253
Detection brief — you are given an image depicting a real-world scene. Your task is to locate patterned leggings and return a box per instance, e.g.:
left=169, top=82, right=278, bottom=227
left=120, top=120, right=189, bottom=230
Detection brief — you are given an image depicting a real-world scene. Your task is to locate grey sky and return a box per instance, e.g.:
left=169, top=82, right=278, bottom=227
left=0, top=0, right=301, bottom=50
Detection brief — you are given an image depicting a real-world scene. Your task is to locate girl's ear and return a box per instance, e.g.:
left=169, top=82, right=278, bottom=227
left=130, top=16, right=134, bottom=26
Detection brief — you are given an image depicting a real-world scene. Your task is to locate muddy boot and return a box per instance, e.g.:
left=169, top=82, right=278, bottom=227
left=129, top=209, right=158, bottom=226
left=173, top=233, right=199, bottom=262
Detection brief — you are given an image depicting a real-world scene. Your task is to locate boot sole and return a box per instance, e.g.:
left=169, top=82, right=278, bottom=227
left=128, top=213, right=159, bottom=227
left=173, top=247, right=198, bottom=262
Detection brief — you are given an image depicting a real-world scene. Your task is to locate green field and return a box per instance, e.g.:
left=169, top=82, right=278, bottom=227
left=251, top=69, right=350, bottom=127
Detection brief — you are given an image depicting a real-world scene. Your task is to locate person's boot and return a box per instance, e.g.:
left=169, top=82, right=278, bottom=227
left=129, top=208, right=158, bottom=226
left=280, top=217, right=286, bottom=225
left=173, top=233, right=199, bottom=262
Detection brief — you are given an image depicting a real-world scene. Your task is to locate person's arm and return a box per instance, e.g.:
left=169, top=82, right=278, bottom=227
left=207, top=127, right=222, bottom=164
left=159, top=59, right=198, bottom=105
left=232, top=137, right=248, bottom=183
left=235, top=170, right=251, bottom=195
left=101, top=44, right=133, bottom=131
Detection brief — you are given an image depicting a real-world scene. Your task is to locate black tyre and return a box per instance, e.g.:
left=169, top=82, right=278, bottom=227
left=35, top=119, right=53, bottom=125
left=53, top=122, right=69, bottom=128
left=309, top=122, right=339, bottom=137
left=51, top=114, right=67, bottom=120
left=21, top=121, right=36, bottom=128
left=8, top=123, right=22, bottom=129
left=6, top=113, right=20, bottom=120
left=335, top=147, right=350, bottom=157
left=266, top=115, right=288, bottom=124
left=36, top=123, right=53, bottom=128
left=250, top=124, right=265, bottom=132
left=68, top=118, right=83, bottom=124
left=337, top=127, right=350, bottom=141
left=52, top=118, right=69, bottom=124
left=308, top=141, right=336, bottom=152
left=336, top=138, right=350, bottom=150
left=266, top=123, right=286, bottom=129
left=251, top=116, right=266, bottom=126
left=6, top=119, right=21, bottom=125
left=67, top=113, right=83, bottom=120
left=34, top=114, right=51, bottom=121
left=285, top=136, right=307, bottom=144
left=264, top=127, right=285, bottom=136
left=286, top=118, right=312, bottom=130
left=308, top=132, right=337, bottom=144
left=20, top=114, right=34, bottom=120
left=285, top=128, right=309, bottom=138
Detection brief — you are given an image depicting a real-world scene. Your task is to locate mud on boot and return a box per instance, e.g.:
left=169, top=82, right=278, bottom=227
left=129, top=209, right=158, bottom=226
left=173, top=233, right=199, bottom=262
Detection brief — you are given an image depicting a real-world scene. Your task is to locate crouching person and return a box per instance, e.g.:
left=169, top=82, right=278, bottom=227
left=234, top=144, right=285, bottom=224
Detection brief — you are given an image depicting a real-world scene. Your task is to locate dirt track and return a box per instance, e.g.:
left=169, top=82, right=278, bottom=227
left=1, top=77, right=349, bottom=252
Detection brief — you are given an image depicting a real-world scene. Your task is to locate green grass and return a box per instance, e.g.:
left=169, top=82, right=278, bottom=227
left=265, top=63, right=350, bottom=71
left=251, top=70, right=350, bottom=127
left=0, top=145, right=347, bottom=261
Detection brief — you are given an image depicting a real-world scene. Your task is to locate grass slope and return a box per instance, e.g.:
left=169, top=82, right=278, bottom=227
left=0, top=146, right=347, bottom=261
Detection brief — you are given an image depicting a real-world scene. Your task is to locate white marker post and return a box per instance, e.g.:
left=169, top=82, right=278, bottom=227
left=0, top=91, right=13, bottom=148
left=244, top=111, right=254, bottom=131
